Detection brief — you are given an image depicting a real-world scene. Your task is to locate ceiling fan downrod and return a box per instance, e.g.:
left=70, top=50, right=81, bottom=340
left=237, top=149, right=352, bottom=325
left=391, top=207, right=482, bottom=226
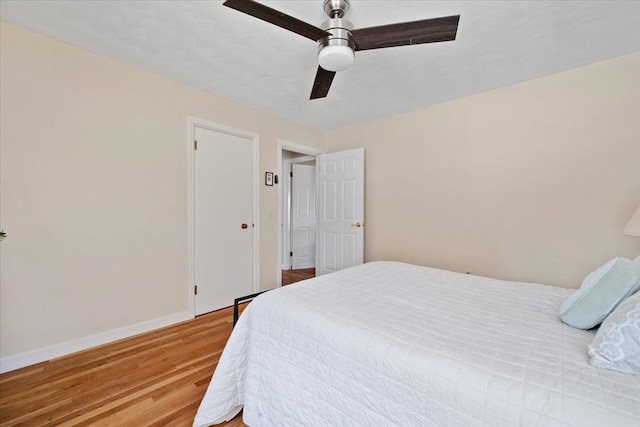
left=323, top=0, right=349, bottom=18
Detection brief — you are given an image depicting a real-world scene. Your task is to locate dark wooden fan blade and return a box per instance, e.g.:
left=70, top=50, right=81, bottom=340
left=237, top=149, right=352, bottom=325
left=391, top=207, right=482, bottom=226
left=310, top=66, right=336, bottom=100
left=352, top=15, right=460, bottom=51
left=223, top=0, right=330, bottom=42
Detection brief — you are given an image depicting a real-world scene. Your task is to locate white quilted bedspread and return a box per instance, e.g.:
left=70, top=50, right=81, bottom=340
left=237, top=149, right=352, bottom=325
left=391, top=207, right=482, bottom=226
left=194, top=261, right=640, bottom=426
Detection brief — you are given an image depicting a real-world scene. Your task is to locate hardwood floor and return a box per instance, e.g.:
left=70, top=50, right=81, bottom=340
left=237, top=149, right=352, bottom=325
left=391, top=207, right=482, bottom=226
left=0, top=272, right=314, bottom=426
left=0, top=306, right=247, bottom=427
left=282, top=268, right=315, bottom=285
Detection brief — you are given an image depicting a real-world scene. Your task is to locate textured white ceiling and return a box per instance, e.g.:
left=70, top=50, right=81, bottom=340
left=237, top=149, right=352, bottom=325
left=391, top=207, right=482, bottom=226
left=1, top=1, right=639, bottom=130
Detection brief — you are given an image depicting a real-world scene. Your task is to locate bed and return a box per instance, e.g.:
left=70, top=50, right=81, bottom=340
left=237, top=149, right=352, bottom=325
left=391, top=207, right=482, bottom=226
left=194, top=261, right=640, bottom=426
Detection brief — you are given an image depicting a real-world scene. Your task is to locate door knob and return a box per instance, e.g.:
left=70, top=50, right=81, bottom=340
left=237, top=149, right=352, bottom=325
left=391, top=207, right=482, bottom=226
left=351, top=222, right=362, bottom=228
left=241, top=223, right=248, bottom=229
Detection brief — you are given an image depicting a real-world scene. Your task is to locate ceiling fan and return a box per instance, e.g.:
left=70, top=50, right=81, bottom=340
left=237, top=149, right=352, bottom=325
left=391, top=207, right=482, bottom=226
left=223, top=0, right=460, bottom=99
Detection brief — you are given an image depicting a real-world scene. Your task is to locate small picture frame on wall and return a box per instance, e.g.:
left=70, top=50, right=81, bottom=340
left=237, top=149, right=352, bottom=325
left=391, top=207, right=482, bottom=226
left=265, top=172, right=274, bottom=186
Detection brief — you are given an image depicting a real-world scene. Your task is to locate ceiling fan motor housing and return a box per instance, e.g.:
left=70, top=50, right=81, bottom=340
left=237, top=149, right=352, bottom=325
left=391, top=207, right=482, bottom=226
left=318, top=17, right=355, bottom=72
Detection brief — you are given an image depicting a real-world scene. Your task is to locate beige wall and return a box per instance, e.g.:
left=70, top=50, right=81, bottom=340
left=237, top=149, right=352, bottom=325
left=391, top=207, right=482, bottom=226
left=2, top=18, right=639, bottom=369
left=327, top=53, right=640, bottom=288
left=0, top=22, right=325, bottom=361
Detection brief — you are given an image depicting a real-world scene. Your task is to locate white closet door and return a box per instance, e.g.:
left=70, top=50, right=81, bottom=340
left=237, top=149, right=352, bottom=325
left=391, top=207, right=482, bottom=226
left=291, top=164, right=316, bottom=269
left=194, top=127, right=254, bottom=315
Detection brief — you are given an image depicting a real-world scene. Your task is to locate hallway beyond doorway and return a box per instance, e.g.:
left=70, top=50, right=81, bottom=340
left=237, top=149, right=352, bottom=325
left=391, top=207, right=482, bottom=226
left=282, top=268, right=315, bottom=285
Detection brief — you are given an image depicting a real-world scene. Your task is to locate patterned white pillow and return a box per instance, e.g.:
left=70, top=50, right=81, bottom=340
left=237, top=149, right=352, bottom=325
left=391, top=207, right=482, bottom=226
left=588, top=291, right=640, bottom=375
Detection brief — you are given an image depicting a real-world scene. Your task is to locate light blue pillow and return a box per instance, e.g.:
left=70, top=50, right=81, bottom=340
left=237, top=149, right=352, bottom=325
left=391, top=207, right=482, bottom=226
left=588, top=291, right=640, bottom=375
left=560, top=257, right=640, bottom=329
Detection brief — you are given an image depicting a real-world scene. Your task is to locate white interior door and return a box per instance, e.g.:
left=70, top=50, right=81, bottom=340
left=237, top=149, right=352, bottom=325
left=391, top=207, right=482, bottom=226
left=194, top=127, right=253, bottom=315
left=291, top=164, right=316, bottom=269
left=316, top=148, right=365, bottom=276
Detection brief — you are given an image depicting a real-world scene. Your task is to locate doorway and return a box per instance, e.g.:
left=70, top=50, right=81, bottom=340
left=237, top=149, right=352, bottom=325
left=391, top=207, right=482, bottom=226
left=277, top=142, right=365, bottom=286
left=278, top=142, right=323, bottom=286
left=282, top=152, right=316, bottom=284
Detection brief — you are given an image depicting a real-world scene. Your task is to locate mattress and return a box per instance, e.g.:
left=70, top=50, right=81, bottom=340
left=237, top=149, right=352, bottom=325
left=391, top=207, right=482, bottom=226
left=194, top=261, right=640, bottom=426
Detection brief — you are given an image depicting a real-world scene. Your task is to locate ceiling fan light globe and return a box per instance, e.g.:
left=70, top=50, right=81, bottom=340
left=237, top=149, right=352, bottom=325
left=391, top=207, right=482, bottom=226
left=318, top=45, right=354, bottom=72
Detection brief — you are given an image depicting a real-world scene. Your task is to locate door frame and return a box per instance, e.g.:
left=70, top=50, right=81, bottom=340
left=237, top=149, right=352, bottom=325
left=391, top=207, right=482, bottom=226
left=188, top=117, right=260, bottom=316
left=277, top=140, right=324, bottom=286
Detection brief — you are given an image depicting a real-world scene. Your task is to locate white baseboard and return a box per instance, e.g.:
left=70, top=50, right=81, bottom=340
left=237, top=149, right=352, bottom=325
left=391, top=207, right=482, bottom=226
left=0, top=310, right=193, bottom=374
